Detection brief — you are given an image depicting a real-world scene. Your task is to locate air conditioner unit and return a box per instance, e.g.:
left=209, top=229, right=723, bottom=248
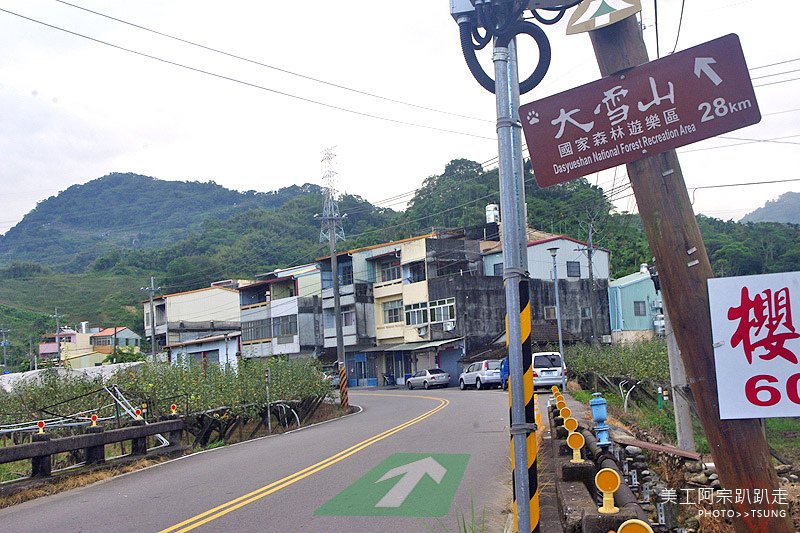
left=417, top=326, right=428, bottom=337
left=601, top=335, right=612, bottom=344
left=443, top=320, right=456, bottom=332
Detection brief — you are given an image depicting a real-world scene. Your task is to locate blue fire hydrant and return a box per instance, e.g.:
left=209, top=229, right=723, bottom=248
left=589, top=392, right=612, bottom=447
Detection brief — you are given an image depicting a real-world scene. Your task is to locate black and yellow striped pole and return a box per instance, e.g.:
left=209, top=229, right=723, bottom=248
left=338, top=363, right=349, bottom=409
left=507, top=278, right=539, bottom=532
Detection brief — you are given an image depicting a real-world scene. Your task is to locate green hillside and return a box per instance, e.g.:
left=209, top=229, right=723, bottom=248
left=0, top=173, right=326, bottom=272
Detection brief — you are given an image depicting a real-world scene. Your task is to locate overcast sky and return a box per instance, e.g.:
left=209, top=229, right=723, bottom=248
left=1, top=0, right=798, bottom=237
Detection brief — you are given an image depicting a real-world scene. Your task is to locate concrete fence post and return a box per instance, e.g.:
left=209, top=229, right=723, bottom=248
left=31, top=432, right=52, bottom=477
left=131, top=420, right=148, bottom=456
left=85, top=425, right=105, bottom=464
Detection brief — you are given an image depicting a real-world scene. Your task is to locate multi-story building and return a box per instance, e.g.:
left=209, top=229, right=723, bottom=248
left=238, top=264, right=322, bottom=359
left=321, top=230, right=504, bottom=387
left=143, top=286, right=240, bottom=354
left=39, top=324, right=141, bottom=368
left=483, top=229, right=611, bottom=344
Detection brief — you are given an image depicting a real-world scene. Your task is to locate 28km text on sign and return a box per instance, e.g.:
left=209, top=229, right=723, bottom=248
left=519, top=34, right=761, bottom=188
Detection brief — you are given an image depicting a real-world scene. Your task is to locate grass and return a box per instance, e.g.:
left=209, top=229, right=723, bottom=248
left=430, top=494, right=486, bottom=533
left=0, top=458, right=163, bottom=509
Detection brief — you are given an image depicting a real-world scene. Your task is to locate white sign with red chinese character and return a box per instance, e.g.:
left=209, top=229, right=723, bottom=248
left=708, top=272, right=800, bottom=419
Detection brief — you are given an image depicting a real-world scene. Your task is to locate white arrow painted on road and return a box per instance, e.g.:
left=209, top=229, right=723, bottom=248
left=694, top=57, right=723, bottom=86
left=374, top=457, right=447, bottom=508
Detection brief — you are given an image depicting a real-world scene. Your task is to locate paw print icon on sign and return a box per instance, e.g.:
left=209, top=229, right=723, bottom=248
left=526, top=110, right=540, bottom=125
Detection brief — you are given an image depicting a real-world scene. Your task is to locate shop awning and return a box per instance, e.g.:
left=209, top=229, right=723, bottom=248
left=392, top=338, right=464, bottom=352
left=362, top=343, right=403, bottom=352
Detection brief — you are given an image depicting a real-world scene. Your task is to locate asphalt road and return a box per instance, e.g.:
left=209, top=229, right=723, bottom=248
left=0, top=387, right=513, bottom=532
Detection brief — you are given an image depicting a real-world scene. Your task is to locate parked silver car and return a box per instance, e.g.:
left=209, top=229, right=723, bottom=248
left=533, top=352, right=565, bottom=388
left=459, top=359, right=502, bottom=390
left=406, top=368, right=450, bottom=390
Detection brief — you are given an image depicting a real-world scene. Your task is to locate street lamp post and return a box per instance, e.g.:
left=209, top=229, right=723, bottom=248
left=548, top=247, right=566, bottom=390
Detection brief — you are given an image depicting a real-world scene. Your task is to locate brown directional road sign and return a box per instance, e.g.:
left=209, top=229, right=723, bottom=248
left=520, top=33, right=761, bottom=188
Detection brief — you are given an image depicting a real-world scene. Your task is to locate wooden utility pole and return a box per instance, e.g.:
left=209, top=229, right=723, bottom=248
left=589, top=17, right=791, bottom=532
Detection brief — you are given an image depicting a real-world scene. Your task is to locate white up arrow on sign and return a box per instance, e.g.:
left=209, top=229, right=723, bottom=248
left=694, top=57, right=723, bottom=86
left=374, top=457, right=447, bottom=508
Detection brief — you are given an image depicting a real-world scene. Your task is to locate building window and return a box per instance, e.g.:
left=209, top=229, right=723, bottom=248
left=94, top=337, right=112, bottom=346
left=429, top=298, right=456, bottom=323
left=544, top=306, right=557, bottom=320
left=380, top=260, right=401, bottom=282
left=383, top=299, right=403, bottom=324
left=566, top=261, right=581, bottom=278
left=581, top=306, right=592, bottom=319
left=634, top=301, right=647, bottom=316
left=342, top=309, right=356, bottom=327
left=341, top=264, right=354, bottom=285
left=242, top=319, right=271, bottom=341
left=272, top=315, right=298, bottom=337
left=492, top=262, right=503, bottom=277
left=405, top=261, right=426, bottom=284
left=404, top=302, right=428, bottom=325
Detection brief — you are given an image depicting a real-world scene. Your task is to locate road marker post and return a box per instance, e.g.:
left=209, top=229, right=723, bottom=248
left=566, top=432, right=586, bottom=464
left=37, top=420, right=45, bottom=434
left=595, top=468, right=621, bottom=514
left=617, top=518, right=655, bottom=533
left=338, top=363, right=349, bottom=410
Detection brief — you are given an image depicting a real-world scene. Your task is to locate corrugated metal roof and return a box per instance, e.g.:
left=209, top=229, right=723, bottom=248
left=609, top=271, right=651, bottom=288
left=359, top=338, right=463, bottom=352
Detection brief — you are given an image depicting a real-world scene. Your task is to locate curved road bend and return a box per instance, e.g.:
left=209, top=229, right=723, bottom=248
left=0, top=388, right=511, bottom=532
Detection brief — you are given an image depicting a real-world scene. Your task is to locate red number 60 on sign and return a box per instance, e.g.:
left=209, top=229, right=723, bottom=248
left=745, top=374, right=800, bottom=407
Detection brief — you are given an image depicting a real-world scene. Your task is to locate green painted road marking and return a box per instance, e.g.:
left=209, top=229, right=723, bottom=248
left=315, top=453, right=470, bottom=517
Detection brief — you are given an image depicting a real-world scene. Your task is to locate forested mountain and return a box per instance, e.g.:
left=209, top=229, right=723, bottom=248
left=0, top=173, right=331, bottom=271
left=740, top=191, right=800, bottom=224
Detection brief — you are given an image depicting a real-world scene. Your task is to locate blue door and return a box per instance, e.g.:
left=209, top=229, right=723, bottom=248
left=438, top=348, right=461, bottom=386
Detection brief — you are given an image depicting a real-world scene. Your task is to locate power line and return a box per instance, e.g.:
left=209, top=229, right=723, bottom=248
left=52, top=0, right=493, bottom=125
left=751, top=67, right=800, bottom=81
left=750, top=57, right=800, bottom=70
left=680, top=133, right=800, bottom=153
left=670, top=0, right=686, bottom=54
left=0, top=7, right=495, bottom=142
left=754, top=76, right=800, bottom=88
left=690, top=178, right=800, bottom=203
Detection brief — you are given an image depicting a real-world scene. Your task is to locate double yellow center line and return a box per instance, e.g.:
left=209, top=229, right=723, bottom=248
left=159, top=394, right=449, bottom=533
